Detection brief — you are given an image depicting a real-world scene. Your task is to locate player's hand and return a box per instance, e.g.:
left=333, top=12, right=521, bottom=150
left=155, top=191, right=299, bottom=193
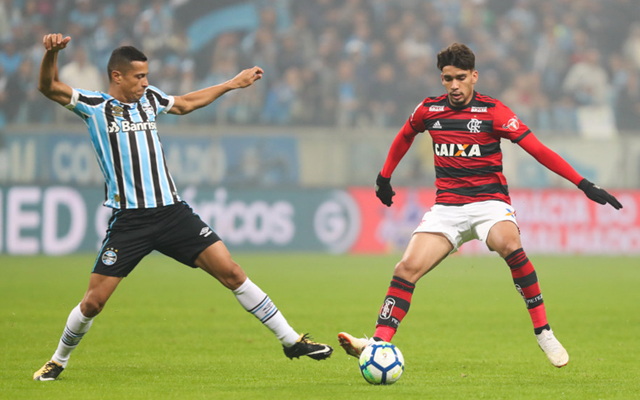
left=43, top=33, right=71, bottom=52
left=231, top=66, right=264, bottom=89
left=578, top=179, right=622, bottom=210
left=375, top=172, right=395, bottom=207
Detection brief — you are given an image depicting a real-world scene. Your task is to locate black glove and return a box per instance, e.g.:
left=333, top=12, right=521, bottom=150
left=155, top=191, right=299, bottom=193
left=578, top=178, right=622, bottom=210
left=375, top=172, right=395, bottom=207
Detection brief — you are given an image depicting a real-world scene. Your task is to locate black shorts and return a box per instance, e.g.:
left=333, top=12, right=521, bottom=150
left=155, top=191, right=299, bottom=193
left=93, top=201, right=221, bottom=277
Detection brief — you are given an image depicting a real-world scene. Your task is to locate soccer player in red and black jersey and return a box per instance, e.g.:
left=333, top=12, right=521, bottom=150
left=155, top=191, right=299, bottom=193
left=338, top=43, right=622, bottom=368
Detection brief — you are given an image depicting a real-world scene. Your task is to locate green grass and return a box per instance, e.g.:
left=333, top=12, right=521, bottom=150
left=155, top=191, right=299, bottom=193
left=1, top=253, right=639, bottom=399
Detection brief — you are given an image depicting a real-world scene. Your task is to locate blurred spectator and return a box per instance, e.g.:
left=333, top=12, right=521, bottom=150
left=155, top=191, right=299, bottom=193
left=68, top=0, right=100, bottom=33
left=0, top=40, right=22, bottom=75
left=59, top=46, right=104, bottom=92
left=562, top=48, right=610, bottom=106
left=2, top=0, right=640, bottom=133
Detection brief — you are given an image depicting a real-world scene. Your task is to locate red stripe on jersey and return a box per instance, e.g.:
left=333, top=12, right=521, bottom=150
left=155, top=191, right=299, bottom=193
left=404, top=91, right=533, bottom=205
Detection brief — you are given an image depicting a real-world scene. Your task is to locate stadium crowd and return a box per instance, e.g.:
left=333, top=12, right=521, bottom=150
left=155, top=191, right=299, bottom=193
left=0, top=0, right=639, bottom=135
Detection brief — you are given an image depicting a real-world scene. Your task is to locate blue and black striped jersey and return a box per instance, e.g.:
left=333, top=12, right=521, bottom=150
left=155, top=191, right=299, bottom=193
left=65, top=85, right=180, bottom=209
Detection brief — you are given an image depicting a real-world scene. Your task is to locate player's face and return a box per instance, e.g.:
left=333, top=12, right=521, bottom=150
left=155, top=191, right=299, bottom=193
left=117, top=61, right=149, bottom=102
left=441, top=66, right=478, bottom=107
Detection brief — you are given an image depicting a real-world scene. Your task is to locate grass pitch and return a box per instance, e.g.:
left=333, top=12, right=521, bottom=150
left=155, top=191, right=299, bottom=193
left=1, top=253, right=639, bottom=399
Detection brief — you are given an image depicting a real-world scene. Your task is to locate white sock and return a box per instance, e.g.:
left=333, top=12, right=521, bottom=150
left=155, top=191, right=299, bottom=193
left=233, top=278, right=299, bottom=347
left=51, top=304, right=94, bottom=367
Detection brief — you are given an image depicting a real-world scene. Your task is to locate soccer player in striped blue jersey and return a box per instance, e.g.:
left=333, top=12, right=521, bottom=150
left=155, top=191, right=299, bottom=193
left=33, top=33, right=332, bottom=381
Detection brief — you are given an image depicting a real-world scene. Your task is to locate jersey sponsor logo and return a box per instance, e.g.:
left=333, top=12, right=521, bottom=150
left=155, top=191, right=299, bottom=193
left=467, top=118, right=482, bottom=133
left=432, top=120, right=442, bottom=129
left=102, top=248, right=118, bottom=265
left=505, top=208, right=516, bottom=218
left=200, top=226, right=213, bottom=237
left=121, top=120, right=157, bottom=132
left=434, top=143, right=482, bottom=157
left=108, top=121, right=120, bottom=133
left=379, top=298, right=395, bottom=320
left=429, top=105, right=445, bottom=112
left=471, top=106, right=487, bottom=113
left=503, top=115, right=520, bottom=131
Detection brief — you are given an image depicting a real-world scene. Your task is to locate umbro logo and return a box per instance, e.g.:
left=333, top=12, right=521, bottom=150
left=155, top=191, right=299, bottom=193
left=432, top=120, right=442, bottom=129
left=200, top=227, right=213, bottom=237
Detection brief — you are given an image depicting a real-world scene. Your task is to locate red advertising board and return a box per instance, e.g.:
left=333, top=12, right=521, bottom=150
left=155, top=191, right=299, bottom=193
left=348, top=188, right=640, bottom=255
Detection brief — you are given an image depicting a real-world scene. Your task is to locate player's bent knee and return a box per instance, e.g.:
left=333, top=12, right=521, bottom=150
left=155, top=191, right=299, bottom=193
left=80, top=298, right=106, bottom=318
left=393, top=260, right=421, bottom=282
left=218, top=262, right=247, bottom=290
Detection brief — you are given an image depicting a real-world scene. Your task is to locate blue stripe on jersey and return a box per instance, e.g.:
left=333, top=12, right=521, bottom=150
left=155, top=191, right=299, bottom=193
left=66, top=86, right=180, bottom=209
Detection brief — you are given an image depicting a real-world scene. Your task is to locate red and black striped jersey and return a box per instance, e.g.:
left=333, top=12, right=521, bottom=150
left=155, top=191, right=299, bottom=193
left=408, top=91, right=531, bottom=205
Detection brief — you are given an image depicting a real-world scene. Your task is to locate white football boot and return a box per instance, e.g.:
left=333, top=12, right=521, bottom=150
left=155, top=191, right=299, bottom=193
left=536, top=329, right=569, bottom=368
left=337, top=332, right=374, bottom=358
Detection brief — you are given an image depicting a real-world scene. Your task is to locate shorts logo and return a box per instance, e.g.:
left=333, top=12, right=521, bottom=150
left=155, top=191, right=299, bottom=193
left=379, top=298, right=395, bottom=320
left=200, top=227, right=213, bottom=237
left=102, top=248, right=118, bottom=266
left=429, top=105, right=445, bottom=112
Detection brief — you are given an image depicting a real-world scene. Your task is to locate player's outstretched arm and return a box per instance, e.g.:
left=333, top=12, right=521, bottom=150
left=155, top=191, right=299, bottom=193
left=578, top=179, right=623, bottom=209
left=375, top=120, right=419, bottom=206
left=518, top=134, right=622, bottom=210
left=169, top=66, right=264, bottom=115
left=38, top=33, right=73, bottom=106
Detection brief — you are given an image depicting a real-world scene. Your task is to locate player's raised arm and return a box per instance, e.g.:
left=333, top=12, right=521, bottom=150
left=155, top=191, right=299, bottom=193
left=169, top=66, right=264, bottom=115
left=38, top=33, right=73, bottom=106
left=517, top=133, right=622, bottom=210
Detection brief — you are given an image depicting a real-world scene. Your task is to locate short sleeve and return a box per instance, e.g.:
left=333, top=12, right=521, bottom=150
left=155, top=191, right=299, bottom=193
left=493, top=101, right=531, bottom=143
left=146, top=85, right=175, bottom=114
left=408, top=101, right=427, bottom=133
left=64, top=88, right=106, bottom=119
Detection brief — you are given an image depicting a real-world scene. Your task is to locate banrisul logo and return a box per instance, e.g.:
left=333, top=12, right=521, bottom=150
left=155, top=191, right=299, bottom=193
left=434, top=143, right=481, bottom=157
left=314, top=191, right=361, bottom=254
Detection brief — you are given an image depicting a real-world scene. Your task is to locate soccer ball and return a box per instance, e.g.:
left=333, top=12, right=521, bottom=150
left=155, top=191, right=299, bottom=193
left=358, top=341, right=404, bottom=385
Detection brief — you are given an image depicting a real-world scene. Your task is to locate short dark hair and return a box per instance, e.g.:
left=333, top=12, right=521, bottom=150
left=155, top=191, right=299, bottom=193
left=107, top=46, right=148, bottom=81
left=436, top=43, right=475, bottom=71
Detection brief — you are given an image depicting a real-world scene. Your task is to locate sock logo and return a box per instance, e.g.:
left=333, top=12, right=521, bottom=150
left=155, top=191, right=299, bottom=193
left=379, top=298, right=395, bottom=320
left=514, top=283, right=525, bottom=300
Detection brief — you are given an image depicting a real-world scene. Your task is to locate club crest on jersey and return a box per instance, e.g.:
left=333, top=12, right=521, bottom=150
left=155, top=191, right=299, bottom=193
left=503, top=115, right=520, bottom=131
left=141, top=103, right=154, bottom=115
left=467, top=118, right=482, bottom=133
left=102, top=248, right=118, bottom=266
left=429, top=105, right=445, bottom=112
left=434, top=143, right=481, bottom=157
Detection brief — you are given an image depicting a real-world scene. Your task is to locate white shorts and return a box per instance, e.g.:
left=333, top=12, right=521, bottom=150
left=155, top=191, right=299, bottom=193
left=413, top=200, right=519, bottom=253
